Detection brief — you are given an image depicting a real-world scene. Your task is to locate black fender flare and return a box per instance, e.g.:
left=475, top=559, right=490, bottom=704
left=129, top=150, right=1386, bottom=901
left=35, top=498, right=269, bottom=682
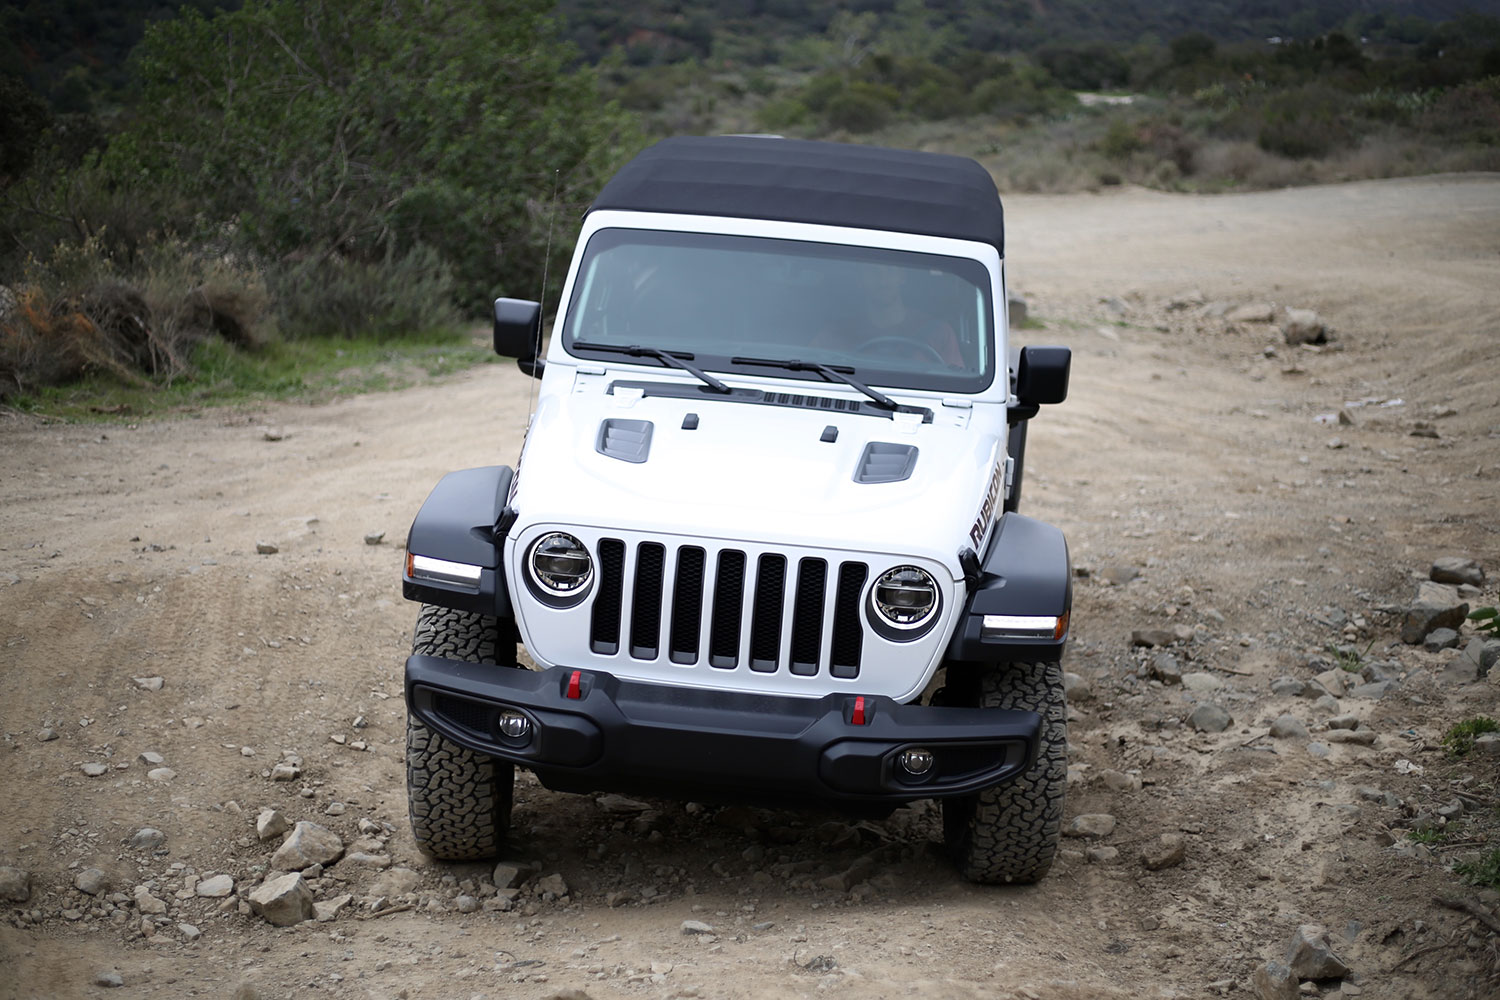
left=946, top=512, right=1071, bottom=663
left=402, top=466, right=514, bottom=618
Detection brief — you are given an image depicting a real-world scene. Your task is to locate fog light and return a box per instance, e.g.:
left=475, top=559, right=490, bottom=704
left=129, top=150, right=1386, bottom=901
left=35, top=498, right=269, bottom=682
left=898, top=748, right=934, bottom=776
left=498, top=711, right=531, bottom=740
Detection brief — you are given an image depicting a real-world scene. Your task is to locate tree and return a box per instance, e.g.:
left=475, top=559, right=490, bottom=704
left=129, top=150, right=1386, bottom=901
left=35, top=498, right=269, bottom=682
left=115, top=0, right=635, bottom=308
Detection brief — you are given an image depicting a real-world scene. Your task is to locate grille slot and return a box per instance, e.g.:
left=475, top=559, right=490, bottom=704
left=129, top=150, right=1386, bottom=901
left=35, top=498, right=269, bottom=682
left=790, top=558, right=827, bottom=675
left=630, top=542, right=665, bottom=659
left=749, top=554, right=786, bottom=672
left=830, top=562, right=868, bottom=678
left=590, top=538, right=625, bottom=654
left=709, top=550, right=746, bottom=668
left=434, top=694, right=492, bottom=735
left=669, top=547, right=705, bottom=664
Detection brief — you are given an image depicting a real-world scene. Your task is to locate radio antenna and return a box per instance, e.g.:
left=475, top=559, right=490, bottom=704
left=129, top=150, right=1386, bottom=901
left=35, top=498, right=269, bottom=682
left=521, top=169, right=561, bottom=456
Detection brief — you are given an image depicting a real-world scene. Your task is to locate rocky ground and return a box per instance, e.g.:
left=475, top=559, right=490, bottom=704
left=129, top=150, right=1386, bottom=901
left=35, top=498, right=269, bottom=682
left=2, top=174, right=1499, bottom=1000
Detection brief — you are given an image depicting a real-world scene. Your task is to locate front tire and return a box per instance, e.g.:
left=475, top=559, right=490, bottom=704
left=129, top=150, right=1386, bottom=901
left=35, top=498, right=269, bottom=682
left=942, top=660, right=1067, bottom=884
left=405, top=605, right=515, bottom=861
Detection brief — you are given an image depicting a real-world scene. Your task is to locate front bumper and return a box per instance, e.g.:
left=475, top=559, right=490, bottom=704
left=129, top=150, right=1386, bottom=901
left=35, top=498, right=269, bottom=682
left=406, top=655, right=1039, bottom=804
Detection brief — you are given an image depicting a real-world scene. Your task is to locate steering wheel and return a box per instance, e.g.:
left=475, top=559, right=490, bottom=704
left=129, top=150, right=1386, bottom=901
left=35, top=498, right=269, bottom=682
left=855, top=336, right=946, bottom=366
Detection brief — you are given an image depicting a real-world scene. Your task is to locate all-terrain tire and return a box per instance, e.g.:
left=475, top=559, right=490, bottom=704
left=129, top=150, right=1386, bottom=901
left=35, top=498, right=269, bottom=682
left=942, top=660, right=1067, bottom=884
left=406, top=604, right=514, bottom=861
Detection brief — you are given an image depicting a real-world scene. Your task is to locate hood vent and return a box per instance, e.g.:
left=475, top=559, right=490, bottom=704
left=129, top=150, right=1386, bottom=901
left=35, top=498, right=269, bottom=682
left=854, top=442, right=918, bottom=484
left=596, top=419, right=654, bottom=463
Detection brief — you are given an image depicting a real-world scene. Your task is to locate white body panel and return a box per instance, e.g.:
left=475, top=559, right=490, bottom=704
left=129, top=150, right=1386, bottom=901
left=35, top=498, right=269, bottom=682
left=505, top=210, right=1013, bottom=702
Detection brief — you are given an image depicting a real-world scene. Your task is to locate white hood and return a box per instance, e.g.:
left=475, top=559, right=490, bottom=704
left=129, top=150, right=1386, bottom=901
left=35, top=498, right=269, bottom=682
left=509, top=368, right=1003, bottom=577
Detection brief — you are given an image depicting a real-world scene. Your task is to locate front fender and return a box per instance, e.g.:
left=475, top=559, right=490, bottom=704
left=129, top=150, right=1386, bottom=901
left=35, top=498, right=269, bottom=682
left=402, top=466, right=514, bottom=618
left=946, top=512, right=1071, bottom=663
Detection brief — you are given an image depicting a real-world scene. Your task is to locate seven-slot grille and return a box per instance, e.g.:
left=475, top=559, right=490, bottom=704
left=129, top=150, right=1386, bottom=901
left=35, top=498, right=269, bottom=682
left=589, top=540, right=867, bottom=678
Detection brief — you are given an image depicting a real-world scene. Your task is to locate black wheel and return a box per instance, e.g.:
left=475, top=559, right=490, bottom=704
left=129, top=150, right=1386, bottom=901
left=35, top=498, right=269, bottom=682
left=942, top=660, right=1067, bottom=884
left=406, top=605, right=515, bottom=860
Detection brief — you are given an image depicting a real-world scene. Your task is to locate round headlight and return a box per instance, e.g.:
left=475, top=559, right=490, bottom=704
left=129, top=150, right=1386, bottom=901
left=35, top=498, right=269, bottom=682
left=870, top=565, right=939, bottom=632
left=528, top=532, right=593, bottom=597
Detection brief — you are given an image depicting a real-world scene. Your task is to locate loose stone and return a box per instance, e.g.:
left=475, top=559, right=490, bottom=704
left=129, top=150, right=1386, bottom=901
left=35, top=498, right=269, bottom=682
left=1188, top=704, right=1232, bottom=733
left=129, top=828, right=166, bottom=851
left=1269, top=714, right=1309, bottom=740
left=256, top=809, right=290, bottom=841
left=1283, top=924, right=1350, bottom=980
left=270, top=821, right=344, bottom=870
left=1140, top=833, right=1187, bottom=871
left=196, top=874, right=234, bottom=897
left=681, top=920, right=716, bottom=935
left=1065, top=814, right=1116, bottom=839
left=0, top=867, right=32, bottom=902
left=248, top=873, right=314, bottom=927
left=80, top=762, right=108, bottom=777
left=74, top=868, right=109, bottom=895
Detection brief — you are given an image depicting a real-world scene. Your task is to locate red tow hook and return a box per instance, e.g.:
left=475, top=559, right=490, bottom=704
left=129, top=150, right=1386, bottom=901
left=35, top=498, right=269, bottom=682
left=851, top=695, right=867, bottom=726
left=566, top=670, right=583, bottom=700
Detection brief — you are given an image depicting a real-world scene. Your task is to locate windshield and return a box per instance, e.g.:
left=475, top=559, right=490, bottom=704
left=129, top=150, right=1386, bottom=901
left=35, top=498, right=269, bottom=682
left=561, top=229, right=995, bottom=393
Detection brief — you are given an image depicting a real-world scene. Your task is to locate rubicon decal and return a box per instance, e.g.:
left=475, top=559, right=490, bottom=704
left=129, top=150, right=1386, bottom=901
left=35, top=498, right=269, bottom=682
left=968, top=459, right=1005, bottom=548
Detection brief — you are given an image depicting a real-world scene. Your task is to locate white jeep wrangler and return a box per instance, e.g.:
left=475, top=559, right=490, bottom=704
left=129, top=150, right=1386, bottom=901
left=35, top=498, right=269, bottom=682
left=401, top=135, right=1072, bottom=883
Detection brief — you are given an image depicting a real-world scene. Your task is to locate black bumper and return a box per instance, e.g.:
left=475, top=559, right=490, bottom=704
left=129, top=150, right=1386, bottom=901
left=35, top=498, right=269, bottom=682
left=406, top=655, right=1040, bottom=805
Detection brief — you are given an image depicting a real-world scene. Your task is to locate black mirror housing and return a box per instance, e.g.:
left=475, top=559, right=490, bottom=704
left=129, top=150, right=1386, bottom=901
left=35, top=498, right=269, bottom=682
left=493, top=297, right=541, bottom=362
left=1015, top=345, right=1070, bottom=406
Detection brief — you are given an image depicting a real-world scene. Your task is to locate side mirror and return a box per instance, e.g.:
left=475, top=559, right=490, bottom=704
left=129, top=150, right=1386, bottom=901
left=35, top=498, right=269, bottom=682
left=493, top=297, right=542, bottom=376
left=1015, top=345, right=1070, bottom=406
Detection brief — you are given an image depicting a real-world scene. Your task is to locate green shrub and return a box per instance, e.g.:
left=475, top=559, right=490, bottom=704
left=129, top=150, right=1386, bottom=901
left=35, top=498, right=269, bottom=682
left=823, top=81, right=898, bottom=133
left=270, top=245, right=459, bottom=341
left=1441, top=716, right=1500, bottom=757
left=1455, top=848, right=1500, bottom=890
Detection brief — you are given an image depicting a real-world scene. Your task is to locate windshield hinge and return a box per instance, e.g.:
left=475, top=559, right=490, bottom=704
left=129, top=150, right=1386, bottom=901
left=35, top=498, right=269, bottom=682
left=941, top=397, right=972, bottom=409
left=1003, top=456, right=1016, bottom=497
left=578, top=365, right=607, bottom=376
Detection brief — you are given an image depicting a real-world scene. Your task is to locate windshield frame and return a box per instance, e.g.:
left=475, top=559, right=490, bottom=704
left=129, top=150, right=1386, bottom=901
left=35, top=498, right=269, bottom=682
left=558, top=221, right=999, bottom=395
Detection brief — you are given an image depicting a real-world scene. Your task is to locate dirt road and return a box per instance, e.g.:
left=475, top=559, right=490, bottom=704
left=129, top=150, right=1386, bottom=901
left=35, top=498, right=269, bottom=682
left=2, top=174, right=1498, bottom=999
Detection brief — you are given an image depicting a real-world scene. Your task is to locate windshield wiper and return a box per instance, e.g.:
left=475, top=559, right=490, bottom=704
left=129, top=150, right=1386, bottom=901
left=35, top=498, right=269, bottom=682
left=571, top=341, right=731, bottom=394
left=730, top=356, right=899, bottom=411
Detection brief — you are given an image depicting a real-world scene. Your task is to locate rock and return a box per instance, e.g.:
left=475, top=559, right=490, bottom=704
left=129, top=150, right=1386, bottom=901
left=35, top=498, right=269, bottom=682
left=129, top=828, right=166, bottom=851
left=681, top=919, right=716, bottom=935
left=455, top=894, right=480, bottom=913
left=1099, top=769, right=1141, bottom=792
left=74, top=868, right=109, bottom=895
left=138, top=751, right=165, bottom=766
left=92, top=971, right=125, bottom=989
left=1007, top=290, right=1028, bottom=327
left=1431, top=557, right=1484, bottom=587
left=0, top=866, right=31, bottom=902
left=1284, top=923, right=1350, bottom=980
left=1328, top=714, right=1359, bottom=730
left=1325, top=729, right=1377, bottom=746
left=1282, top=308, right=1329, bottom=346
left=1312, top=670, right=1348, bottom=697
left=255, top=541, right=279, bottom=555
left=196, top=874, right=234, bottom=897
left=1131, top=628, right=1178, bottom=648
left=270, top=821, right=344, bottom=870
left=1189, top=704, right=1232, bottom=733
left=596, top=794, right=651, bottom=815
left=1150, top=654, right=1182, bottom=684
left=1270, top=676, right=1310, bottom=697
left=363, top=531, right=385, bottom=546
left=256, top=809, right=290, bottom=841
left=177, top=922, right=201, bottom=940
left=1473, top=733, right=1500, bottom=758
left=147, top=767, right=176, bottom=782
left=314, top=894, right=352, bottom=922
left=1459, top=638, right=1500, bottom=677
left=369, top=868, right=422, bottom=897
left=1360, top=660, right=1402, bottom=683
left=37, top=727, right=59, bottom=741
left=1065, top=814, right=1116, bottom=839
left=248, top=873, right=314, bottom=927
left=133, top=886, right=168, bottom=915
left=132, top=676, right=164, bottom=691
left=1227, top=302, right=1276, bottom=324
left=1252, top=960, right=1299, bottom=1000
left=340, top=852, right=392, bottom=869
left=1401, top=581, right=1469, bottom=644
left=1140, top=833, right=1187, bottom=871
left=1269, top=714, right=1309, bottom=740
left=492, top=860, right=540, bottom=890
left=1424, top=628, right=1460, bottom=652
left=1097, top=565, right=1140, bottom=586
left=1062, top=672, right=1092, bottom=702
left=536, top=873, right=569, bottom=897
left=324, top=801, right=346, bottom=816
left=80, top=762, right=108, bottom=777
left=270, top=763, right=300, bottom=782
left=1311, top=694, right=1340, bottom=715
left=1180, top=672, right=1223, bottom=692
left=1347, top=681, right=1393, bottom=700
left=1307, top=741, right=1331, bottom=758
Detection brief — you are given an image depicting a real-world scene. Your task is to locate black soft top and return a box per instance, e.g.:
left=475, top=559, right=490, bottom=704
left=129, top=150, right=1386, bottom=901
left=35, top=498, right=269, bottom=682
left=591, top=135, right=1004, bottom=256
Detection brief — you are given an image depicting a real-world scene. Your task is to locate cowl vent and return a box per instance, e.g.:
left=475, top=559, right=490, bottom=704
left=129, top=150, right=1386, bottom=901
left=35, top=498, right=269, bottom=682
left=596, top=419, right=653, bottom=463
left=854, top=442, right=917, bottom=483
